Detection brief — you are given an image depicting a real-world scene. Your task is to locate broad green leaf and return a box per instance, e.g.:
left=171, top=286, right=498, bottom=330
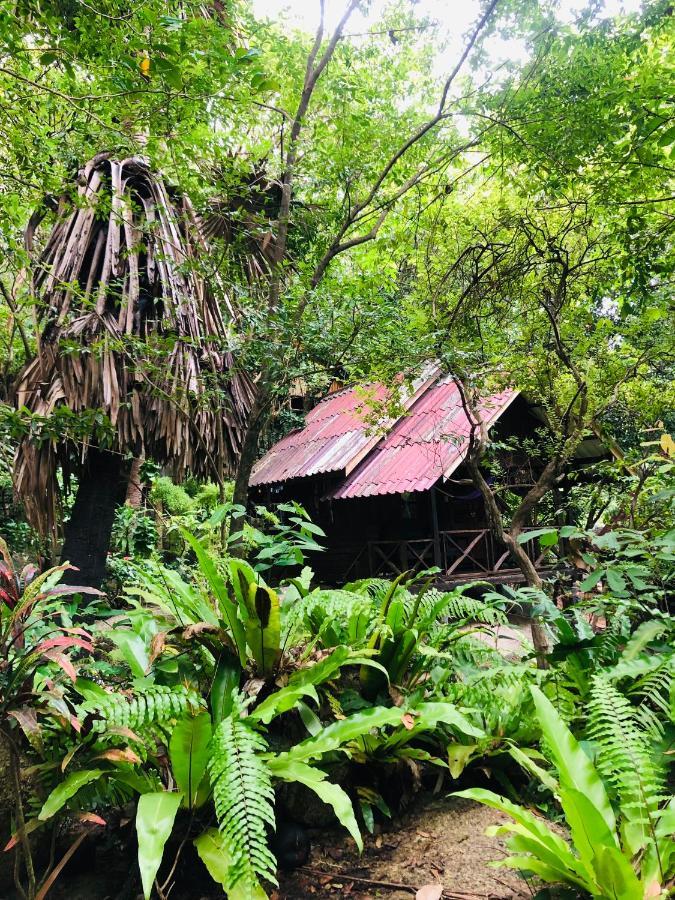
left=39, top=769, right=103, bottom=820
left=136, top=791, right=183, bottom=900
left=530, top=687, right=615, bottom=835
left=244, top=583, right=281, bottom=676
left=249, top=684, right=319, bottom=724
left=181, top=531, right=247, bottom=666
left=491, top=827, right=592, bottom=890
left=578, top=568, right=604, bottom=591
left=447, top=743, right=477, bottom=778
left=169, top=713, right=212, bottom=807
left=268, top=758, right=363, bottom=850
left=453, top=788, right=580, bottom=871
left=556, top=786, right=618, bottom=881
left=210, top=651, right=241, bottom=725
left=276, top=706, right=405, bottom=762
left=109, top=631, right=150, bottom=678
left=194, top=828, right=267, bottom=899
left=404, top=702, right=484, bottom=740
left=592, top=844, right=644, bottom=899
left=507, top=745, right=558, bottom=793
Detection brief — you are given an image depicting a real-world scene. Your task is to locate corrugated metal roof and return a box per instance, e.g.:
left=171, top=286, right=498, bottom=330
left=249, top=365, right=440, bottom=486
left=331, top=378, right=518, bottom=499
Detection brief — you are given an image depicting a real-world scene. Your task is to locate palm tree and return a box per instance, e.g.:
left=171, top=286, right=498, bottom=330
left=13, top=152, right=253, bottom=585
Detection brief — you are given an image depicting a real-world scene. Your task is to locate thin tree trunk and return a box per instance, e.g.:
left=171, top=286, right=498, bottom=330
left=61, top=448, right=130, bottom=588
left=232, top=383, right=271, bottom=508
left=125, top=457, right=144, bottom=508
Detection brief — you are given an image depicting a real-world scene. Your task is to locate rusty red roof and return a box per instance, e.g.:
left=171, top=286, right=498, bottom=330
left=249, top=365, right=439, bottom=487
left=250, top=369, right=517, bottom=496
left=331, top=378, right=517, bottom=499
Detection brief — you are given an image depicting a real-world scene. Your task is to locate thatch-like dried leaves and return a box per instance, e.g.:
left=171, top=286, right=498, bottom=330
left=14, top=153, right=254, bottom=537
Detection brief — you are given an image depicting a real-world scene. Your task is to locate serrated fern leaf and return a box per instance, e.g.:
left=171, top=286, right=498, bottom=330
left=208, top=708, right=277, bottom=893
left=82, top=685, right=200, bottom=734
left=587, top=675, right=668, bottom=826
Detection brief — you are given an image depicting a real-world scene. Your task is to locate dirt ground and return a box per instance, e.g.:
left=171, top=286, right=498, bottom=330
left=33, top=793, right=531, bottom=900
left=276, top=793, right=529, bottom=900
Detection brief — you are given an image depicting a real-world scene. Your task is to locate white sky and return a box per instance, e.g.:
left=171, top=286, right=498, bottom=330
left=252, top=0, right=644, bottom=78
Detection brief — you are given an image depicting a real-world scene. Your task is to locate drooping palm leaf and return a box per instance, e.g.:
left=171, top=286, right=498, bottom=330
left=13, top=153, right=254, bottom=538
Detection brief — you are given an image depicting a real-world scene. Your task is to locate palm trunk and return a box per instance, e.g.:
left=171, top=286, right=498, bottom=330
left=125, top=457, right=144, bottom=508
left=60, top=448, right=130, bottom=588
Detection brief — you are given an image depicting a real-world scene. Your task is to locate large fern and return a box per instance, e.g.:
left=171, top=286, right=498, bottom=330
left=82, top=684, right=200, bottom=734
left=587, top=674, right=668, bottom=830
left=208, top=699, right=277, bottom=894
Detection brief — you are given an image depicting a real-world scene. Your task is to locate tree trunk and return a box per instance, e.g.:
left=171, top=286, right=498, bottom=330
left=232, top=383, right=271, bottom=508
left=60, top=448, right=130, bottom=588
left=125, top=457, right=144, bottom=508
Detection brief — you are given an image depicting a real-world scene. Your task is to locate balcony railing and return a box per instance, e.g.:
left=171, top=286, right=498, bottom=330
left=343, top=528, right=549, bottom=582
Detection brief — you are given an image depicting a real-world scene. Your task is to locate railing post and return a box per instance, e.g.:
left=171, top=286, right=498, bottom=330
left=430, top=487, right=442, bottom=569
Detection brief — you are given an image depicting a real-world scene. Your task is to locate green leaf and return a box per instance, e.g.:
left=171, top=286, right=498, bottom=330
left=194, top=828, right=268, bottom=899
left=592, top=843, right=643, bottom=899
left=109, top=631, right=150, bottom=678
left=530, top=687, right=616, bottom=835
left=244, top=583, right=281, bottom=676
left=605, top=568, right=627, bottom=594
left=578, top=568, right=604, bottom=591
left=268, top=758, right=363, bottom=850
left=657, top=124, right=675, bottom=147
left=248, top=684, right=319, bottom=724
left=517, top=528, right=558, bottom=544
left=447, top=743, right=477, bottom=778
left=39, top=769, right=103, bottom=820
left=210, top=651, right=241, bottom=725
left=453, top=788, right=582, bottom=874
left=276, top=706, right=405, bottom=762
left=136, top=791, right=183, bottom=900
left=169, top=713, right=212, bottom=808
left=181, top=531, right=247, bottom=666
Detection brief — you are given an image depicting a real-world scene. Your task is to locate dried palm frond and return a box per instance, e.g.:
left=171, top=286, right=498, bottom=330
left=13, top=152, right=254, bottom=538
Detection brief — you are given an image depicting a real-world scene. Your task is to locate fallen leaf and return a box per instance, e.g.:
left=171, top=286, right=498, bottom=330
left=401, top=713, right=415, bottom=730
left=74, top=812, right=106, bottom=826
left=415, top=886, right=443, bottom=900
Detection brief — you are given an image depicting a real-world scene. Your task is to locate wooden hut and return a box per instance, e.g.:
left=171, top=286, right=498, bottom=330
left=250, top=366, right=603, bottom=585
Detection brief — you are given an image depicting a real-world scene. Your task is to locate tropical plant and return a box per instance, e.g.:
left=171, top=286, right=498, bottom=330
left=0, top=540, right=102, bottom=899
left=456, top=686, right=674, bottom=898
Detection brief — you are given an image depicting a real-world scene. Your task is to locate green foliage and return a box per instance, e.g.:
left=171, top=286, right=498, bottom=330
left=150, top=477, right=195, bottom=516
left=83, top=685, right=200, bottom=734
left=457, top=686, right=674, bottom=898
left=169, top=712, right=213, bottom=808
left=136, top=791, right=184, bottom=900
left=207, top=698, right=277, bottom=892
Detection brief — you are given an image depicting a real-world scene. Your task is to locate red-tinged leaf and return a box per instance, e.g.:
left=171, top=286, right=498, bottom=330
left=61, top=626, right=92, bottom=639
left=21, top=564, right=38, bottom=586
left=42, top=585, right=104, bottom=598
left=401, top=713, right=415, bottom=731
left=0, top=587, right=17, bottom=609
left=4, top=818, right=43, bottom=851
left=74, top=812, right=106, bottom=827
left=7, top=709, right=42, bottom=748
left=108, top=726, right=144, bottom=744
left=35, top=636, right=93, bottom=654
left=41, top=650, right=77, bottom=682
left=69, top=715, right=82, bottom=733
left=94, top=747, right=140, bottom=765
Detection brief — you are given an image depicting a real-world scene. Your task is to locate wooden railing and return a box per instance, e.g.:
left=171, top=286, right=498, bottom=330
left=343, top=528, right=548, bottom=581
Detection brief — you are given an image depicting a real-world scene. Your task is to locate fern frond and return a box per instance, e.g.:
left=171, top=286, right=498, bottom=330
left=83, top=685, right=200, bottom=734
left=208, top=700, right=277, bottom=892
left=587, top=674, right=668, bottom=825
